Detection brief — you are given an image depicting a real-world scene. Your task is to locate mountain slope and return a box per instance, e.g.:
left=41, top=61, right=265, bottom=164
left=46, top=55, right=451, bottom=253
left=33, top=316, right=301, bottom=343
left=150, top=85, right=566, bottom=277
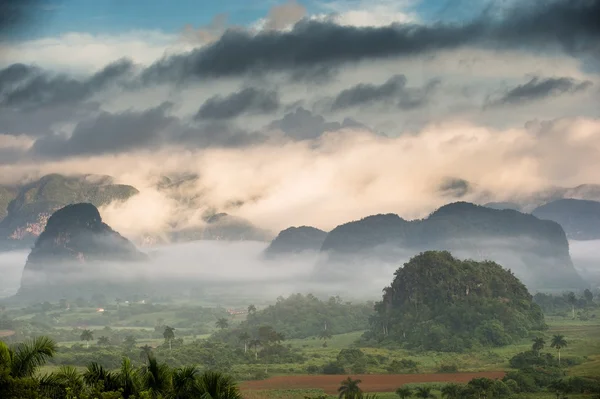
left=265, top=226, right=328, bottom=256
left=532, top=198, right=600, bottom=240
left=0, top=174, right=139, bottom=249
left=17, top=203, right=147, bottom=299
left=318, top=202, right=582, bottom=289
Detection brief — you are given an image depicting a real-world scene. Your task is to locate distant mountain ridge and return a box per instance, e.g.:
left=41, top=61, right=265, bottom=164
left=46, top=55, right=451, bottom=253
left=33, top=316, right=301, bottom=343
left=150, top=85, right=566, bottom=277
left=532, top=198, right=600, bottom=240
left=265, top=226, right=328, bottom=256
left=17, top=203, right=147, bottom=300
left=0, top=174, right=139, bottom=249
left=270, top=202, right=583, bottom=290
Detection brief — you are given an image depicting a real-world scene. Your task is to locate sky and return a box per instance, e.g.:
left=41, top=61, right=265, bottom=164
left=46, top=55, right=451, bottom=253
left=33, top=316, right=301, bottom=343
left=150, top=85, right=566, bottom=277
left=1, top=0, right=600, bottom=237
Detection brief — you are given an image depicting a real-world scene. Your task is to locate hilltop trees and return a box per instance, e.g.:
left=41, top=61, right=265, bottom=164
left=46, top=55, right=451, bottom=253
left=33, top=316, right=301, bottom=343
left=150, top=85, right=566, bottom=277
left=532, top=337, right=545, bottom=355
left=163, top=326, right=176, bottom=351
left=365, top=251, right=546, bottom=351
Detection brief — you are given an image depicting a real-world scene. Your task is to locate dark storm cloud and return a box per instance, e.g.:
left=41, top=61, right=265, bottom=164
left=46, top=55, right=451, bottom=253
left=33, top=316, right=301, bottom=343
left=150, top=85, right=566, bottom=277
left=268, top=107, right=369, bottom=140
left=30, top=103, right=177, bottom=157
left=0, top=59, right=133, bottom=110
left=331, top=75, right=440, bottom=110
left=489, top=77, right=593, bottom=106
left=29, top=103, right=267, bottom=158
left=195, top=87, right=280, bottom=120
left=140, top=0, right=600, bottom=83
left=0, top=0, right=48, bottom=37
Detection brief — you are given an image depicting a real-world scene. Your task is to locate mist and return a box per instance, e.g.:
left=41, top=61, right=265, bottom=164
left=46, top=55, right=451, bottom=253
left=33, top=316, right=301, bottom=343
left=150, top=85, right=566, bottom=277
left=570, top=240, right=600, bottom=288
left=3, top=117, right=600, bottom=244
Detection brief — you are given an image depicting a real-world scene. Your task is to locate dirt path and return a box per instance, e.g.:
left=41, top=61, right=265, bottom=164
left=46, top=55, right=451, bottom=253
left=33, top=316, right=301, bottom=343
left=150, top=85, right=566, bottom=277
left=241, top=371, right=506, bottom=393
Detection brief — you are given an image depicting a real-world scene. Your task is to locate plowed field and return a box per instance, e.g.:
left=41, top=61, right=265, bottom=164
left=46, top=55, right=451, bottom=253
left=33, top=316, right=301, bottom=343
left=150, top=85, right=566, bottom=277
left=241, top=372, right=506, bottom=393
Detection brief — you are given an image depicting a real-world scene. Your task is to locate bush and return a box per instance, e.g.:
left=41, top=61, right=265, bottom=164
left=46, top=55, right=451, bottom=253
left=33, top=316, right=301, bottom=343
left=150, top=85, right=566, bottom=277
left=336, top=348, right=365, bottom=365
left=387, top=359, right=419, bottom=373
left=306, top=365, right=320, bottom=374
left=509, top=351, right=555, bottom=369
left=322, top=361, right=345, bottom=375
left=438, top=363, right=459, bottom=373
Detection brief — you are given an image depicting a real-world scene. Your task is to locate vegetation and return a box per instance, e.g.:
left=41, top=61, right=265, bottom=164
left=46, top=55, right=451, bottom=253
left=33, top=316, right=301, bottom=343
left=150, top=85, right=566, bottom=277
left=365, top=251, right=546, bottom=352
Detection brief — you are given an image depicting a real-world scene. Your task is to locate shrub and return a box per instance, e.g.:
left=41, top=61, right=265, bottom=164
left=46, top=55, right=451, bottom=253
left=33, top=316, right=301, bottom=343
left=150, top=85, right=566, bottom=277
left=438, top=363, right=459, bottom=373
left=322, top=361, right=345, bottom=375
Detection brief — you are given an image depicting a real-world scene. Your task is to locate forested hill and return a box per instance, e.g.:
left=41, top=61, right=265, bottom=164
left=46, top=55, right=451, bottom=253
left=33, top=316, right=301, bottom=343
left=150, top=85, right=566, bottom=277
left=316, top=202, right=582, bottom=289
left=264, top=226, right=328, bottom=256
left=365, top=251, right=546, bottom=352
left=17, top=203, right=147, bottom=300
left=0, top=174, right=138, bottom=249
left=532, top=198, right=600, bottom=240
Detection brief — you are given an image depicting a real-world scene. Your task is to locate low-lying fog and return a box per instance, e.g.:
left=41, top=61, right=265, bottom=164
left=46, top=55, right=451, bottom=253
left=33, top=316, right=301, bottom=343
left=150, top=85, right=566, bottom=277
left=2, top=239, right=599, bottom=302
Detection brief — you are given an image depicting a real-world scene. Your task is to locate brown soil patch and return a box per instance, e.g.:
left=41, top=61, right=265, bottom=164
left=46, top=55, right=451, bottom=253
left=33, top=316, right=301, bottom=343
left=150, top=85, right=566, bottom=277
left=241, top=372, right=506, bottom=394
left=0, top=330, right=15, bottom=337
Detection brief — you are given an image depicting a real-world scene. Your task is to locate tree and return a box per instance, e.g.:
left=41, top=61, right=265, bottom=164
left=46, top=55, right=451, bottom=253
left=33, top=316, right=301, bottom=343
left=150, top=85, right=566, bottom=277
left=80, top=329, right=94, bottom=349
left=532, top=337, right=546, bottom=356
left=249, top=339, right=261, bottom=360
left=567, top=292, right=577, bottom=319
left=338, top=377, right=363, bottom=399
left=415, top=387, right=435, bottom=399
left=123, top=335, right=137, bottom=349
left=216, top=318, right=229, bottom=330
left=115, top=298, right=122, bottom=311
left=441, top=384, right=462, bottom=399
left=0, top=336, right=57, bottom=378
left=196, top=370, right=243, bottom=399
left=140, top=345, right=153, bottom=362
left=117, top=356, right=139, bottom=399
left=396, top=386, right=413, bottom=399
left=247, top=304, right=257, bottom=314
left=97, top=336, right=111, bottom=346
left=468, top=378, right=493, bottom=399
left=551, top=335, right=568, bottom=365
left=163, top=326, right=176, bottom=351
left=238, top=331, right=250, bottom=353
left=583, top=289, right=594, bottom=304
left=172, top=365, right=198, bottom=399
left=140, top=355, right=172, bottom=399
left=319, top=329, right=333, bottom=347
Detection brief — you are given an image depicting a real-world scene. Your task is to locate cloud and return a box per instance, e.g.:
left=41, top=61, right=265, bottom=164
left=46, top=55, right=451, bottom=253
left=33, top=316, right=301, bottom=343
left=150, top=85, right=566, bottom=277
left=195, top=87, right=280, bottom=120
left=30, top=103, right=177, bottom=157
left=0, top=0, right=46, bottom=38
left=0, top=59, right=133, bottom=110
left=331, top=74, right=439, bottom=110
left=267, top=107, right=369, bottom=140
left=263, top=0, right=306, bottom=31
left=140, top=0, right=600, bottom=83
left=488, top=76, right=593, bottom=106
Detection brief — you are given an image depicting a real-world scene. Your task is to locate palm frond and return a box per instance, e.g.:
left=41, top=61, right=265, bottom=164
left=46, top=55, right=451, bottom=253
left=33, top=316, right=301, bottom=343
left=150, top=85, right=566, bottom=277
left=10, top=336, right=57, bottom=378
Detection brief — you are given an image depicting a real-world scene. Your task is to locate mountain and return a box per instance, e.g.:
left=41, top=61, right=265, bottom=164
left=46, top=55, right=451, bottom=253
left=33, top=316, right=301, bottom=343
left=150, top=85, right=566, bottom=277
left=318, top=202, right=583, bottom=290
left=484, top=202, right=523, bottom=211
left=17, top=203, right=147, bottom=300
left=0, top=174, right=139, bottom=250
left=364, top=251, right=546, bottom=351
left=532, top=199, right=600, bottom=240
left=170, top=213, right=272, bottom=242
left=264, top=226, right=328, bottom=256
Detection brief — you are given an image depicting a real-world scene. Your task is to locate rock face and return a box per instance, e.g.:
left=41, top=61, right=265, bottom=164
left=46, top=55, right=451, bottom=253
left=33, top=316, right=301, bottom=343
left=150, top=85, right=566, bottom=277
left=170, top=213, right=272, bottom=242
left=0, top=174, right=138, bottom=250
left=17, top=203, right=147, bottom=299
left=264, top=226, right=328, bottom=256
left=532, top=199, right=600, bottom=240
left=317, top=202, right=583, bottom=290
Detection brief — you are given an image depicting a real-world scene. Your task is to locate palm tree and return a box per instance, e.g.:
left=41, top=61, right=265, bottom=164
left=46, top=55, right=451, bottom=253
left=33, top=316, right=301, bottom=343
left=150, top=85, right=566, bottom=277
left=319, top=329, right=333, bottom=347
left=441, top=383, right=463, bottom=399
left=468, top=378, right=493, bottom=399
left=172, top=365, right=198, bottom=399
left=249, top=339, right=261, bottom=360
left=196, top=370, right=243, bottom=399
left=140, top=354, right=172, bottom=399
left=123, top=335, right=137, bottom=349
left=163, top=325, right=176, bottom=351
left=80, top=329, right=94, bottom=348
left=140, top=344, right=153, bottom=362
left=338, top=377, right=362, bottom=399
left=238, top=331, right=250, bottom=353
left=117, top=356, right=139, bottom=399
left=532, top=337, right=546, bottom=355
left=97, top=336, right=111, bottom=346
left=216, top=317, right=229, bottom=330
left=247, top=304, right=257, bottom=314
left=0, top=336, right=57, bottom=378
left=567, top=292, right=577, bottom=319
left=83, top=361, right=121, bottom=392
left=551, top=335, right=568, bottom=365
left=50, top=365, right=85, bottom=396
left=415, top=386, right=436, bottom=399
left=396, top=386, right=413, bottom=399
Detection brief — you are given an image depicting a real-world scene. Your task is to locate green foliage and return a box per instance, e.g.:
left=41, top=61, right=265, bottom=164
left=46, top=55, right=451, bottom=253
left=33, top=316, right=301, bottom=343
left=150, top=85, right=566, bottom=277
left=365, top=251, right=546, bottom=351
left=239, top=294, right=374, bottom=339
